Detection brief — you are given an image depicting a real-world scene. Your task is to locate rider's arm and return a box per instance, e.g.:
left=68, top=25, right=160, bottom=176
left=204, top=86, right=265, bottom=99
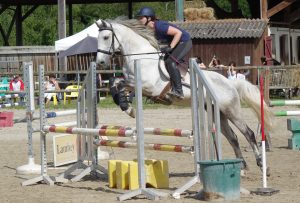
left=208, top=59, right=214, bottom=68
left=166, top=26, right=182, bottom=49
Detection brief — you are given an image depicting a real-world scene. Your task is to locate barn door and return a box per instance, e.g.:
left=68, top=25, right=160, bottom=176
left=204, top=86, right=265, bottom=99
left=264, top=36, right=273, bottom=65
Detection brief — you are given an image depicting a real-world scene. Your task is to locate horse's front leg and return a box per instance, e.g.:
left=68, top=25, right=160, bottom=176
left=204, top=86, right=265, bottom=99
left=109, top=77, right=135, bottom=118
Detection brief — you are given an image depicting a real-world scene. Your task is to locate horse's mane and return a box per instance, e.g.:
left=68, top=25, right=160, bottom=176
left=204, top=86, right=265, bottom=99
left=107, top=19, right=160, bottom=50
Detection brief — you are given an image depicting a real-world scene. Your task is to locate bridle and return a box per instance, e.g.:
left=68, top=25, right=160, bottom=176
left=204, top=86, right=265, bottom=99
left=96, top=20, right=121, bottom=57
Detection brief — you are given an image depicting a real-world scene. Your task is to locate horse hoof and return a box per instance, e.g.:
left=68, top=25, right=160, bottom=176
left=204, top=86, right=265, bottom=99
left=240, top=170, right=246, bottom=177
left=267, top=167, right=271, bottom=177
left=125, top=107, right=135, bottom=118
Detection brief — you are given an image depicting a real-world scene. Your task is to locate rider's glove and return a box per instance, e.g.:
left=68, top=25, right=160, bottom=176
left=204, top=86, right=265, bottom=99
left=160, top=46, right=173, bottom=54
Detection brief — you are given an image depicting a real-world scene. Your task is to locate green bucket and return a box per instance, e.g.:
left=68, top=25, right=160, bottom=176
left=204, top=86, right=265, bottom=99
left=198, top=159, right=242, bottom=201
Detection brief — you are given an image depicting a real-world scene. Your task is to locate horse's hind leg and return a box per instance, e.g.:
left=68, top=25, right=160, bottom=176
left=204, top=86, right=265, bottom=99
left=229, top=117, right=263, bottom=169
left=220, top=113, right=249, bottom=170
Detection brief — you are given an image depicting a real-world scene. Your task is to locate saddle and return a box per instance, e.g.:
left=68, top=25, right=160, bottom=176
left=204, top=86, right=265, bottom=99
left=150, top=57, right=190, bottom=105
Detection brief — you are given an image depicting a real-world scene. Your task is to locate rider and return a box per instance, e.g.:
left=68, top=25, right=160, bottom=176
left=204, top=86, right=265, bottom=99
left=136, top=7, right=192, bottom=99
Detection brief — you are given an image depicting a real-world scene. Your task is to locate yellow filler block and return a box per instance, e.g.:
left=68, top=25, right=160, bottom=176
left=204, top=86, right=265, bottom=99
left=108, top=159, right=169, bottom=190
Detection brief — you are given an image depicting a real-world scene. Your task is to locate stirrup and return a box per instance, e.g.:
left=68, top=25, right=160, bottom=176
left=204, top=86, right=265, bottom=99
left=168, top=91, right=184, bottom=99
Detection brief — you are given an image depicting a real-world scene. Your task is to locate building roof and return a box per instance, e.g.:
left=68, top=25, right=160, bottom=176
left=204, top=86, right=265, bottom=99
left=174, top=19, right=268, bottom=39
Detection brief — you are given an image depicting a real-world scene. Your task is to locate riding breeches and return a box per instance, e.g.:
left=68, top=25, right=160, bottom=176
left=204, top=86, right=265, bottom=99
left=165, top=39, right=192, bottom=67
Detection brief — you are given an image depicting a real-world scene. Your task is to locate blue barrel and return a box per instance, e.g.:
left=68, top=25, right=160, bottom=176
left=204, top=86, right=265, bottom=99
left=198, top=159, right=242, bottom=200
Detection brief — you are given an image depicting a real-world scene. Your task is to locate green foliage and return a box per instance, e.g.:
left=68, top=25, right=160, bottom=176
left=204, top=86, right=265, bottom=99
left=238, top=0, right=251, bottom=18
left=23, top=6, right=58, bottom=45
left=133, top=2, right=176, bottom=21
left=214, top=0, right=251, bottom=18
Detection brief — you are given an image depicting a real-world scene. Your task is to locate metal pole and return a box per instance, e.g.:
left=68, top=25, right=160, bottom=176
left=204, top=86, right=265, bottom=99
left=22, top=65, right=54, bottom=186
left=118, top=60, right=167, bottom=201
left=135, top=60, right=146, bottom=189
left=175, top=0, right=184, bottom=21
left=26, top=62, right=35, bottom=160
left=16, top=62, right=41, bottom=175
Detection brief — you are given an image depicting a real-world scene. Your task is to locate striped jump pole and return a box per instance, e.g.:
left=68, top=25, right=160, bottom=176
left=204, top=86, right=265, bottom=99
left=0, top=94, right=19, bottom=99
left=33, top=121, right=78, bottom=133
left=274, top=110, right=300, bottom=117
left=94, top=139, right=194, bottom=153
left=144, top=127, right=193, bottom=137
left=43, top=125, right=135, bottom=137
left=100, top=126, right=193, bottom=137
left=44, top=125, right=193, bottom=138
left=270, top=100, right=300, bottom=106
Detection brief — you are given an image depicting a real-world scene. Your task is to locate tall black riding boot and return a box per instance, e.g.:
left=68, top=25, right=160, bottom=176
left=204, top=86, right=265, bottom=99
left=166, top=62, right=184, bottom=99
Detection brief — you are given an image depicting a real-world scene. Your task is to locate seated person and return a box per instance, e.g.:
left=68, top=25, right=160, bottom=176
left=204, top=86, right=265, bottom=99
left=44, top=74, right=60, bottom=105
left=9, top=75, right=25, bottom=101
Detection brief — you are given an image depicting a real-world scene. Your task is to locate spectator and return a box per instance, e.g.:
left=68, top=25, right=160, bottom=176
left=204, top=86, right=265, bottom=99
left=196, top=57, right=207, bottom=69
left=9, top=75, right=25, bottom=101
left=44, top=74, right=60, bottom=105
left=236, top=69, right=250, bottom=80
left=227, top=61, right=237, bottom=80
left=227, top=61, right=250, bottom=80
left=208, top=55, right=224, bottom=69
left=9, top=75, right=24, bottom=91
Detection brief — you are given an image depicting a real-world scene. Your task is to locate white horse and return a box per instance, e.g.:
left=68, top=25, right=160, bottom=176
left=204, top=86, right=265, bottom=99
left=95, top=19, right=273, bottom=172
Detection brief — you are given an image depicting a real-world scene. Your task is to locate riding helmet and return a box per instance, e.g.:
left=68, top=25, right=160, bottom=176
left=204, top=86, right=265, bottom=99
left=136, top=7, right=155, bottom=18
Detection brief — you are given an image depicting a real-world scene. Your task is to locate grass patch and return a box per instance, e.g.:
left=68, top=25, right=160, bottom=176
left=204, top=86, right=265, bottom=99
left=99, top=97, right=188, bottom=109
left=15, top=97, right=190, bottom=111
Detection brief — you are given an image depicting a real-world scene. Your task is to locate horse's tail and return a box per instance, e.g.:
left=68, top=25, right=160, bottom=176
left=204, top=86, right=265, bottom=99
left=232, top=79, right=273, bottom=132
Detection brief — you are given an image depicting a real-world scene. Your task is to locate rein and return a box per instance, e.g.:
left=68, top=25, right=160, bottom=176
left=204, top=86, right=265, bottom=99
left=96, top=49, right=162, bottom=57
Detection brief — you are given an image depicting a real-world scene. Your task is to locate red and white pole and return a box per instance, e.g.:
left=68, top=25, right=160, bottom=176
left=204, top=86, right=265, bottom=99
left=260, top=74, right=267, bottom=188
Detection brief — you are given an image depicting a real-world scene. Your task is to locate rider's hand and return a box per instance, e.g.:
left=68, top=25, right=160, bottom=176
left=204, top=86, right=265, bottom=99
left=161, top=46, right=173, bottom=54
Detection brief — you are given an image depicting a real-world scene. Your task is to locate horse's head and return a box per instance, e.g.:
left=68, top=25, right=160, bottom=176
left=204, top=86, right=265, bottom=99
left=95, top=20, right=120, bottom=66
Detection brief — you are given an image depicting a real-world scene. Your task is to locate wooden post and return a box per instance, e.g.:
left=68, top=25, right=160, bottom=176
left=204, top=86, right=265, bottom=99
left=16, top=5, right=23, bottom=46
left=58, top=0, right=67, bottom=75
left=68, top=4, right=73, bottom=36
left=261, top=0, right=268, bottom=19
